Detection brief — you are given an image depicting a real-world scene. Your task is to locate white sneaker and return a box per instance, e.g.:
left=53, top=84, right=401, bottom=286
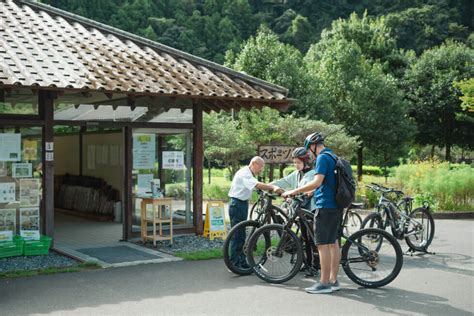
left=330, top=280, right=341, bottom=291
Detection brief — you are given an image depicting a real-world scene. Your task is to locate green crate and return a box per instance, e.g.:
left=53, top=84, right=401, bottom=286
left=23, top=235, right=52, bottom=256
left=0, top=236, right=24, bottom=258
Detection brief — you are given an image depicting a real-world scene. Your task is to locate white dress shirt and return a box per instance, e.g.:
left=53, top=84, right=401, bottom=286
left=228, top=166, right=258, bottom=201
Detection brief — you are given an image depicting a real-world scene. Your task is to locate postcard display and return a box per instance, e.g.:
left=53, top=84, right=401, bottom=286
left=0, top=133, right=41, bottom=241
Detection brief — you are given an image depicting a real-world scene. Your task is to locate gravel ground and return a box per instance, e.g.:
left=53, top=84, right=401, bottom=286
left=137, top=234, right=225, bottom=254
left=0, top=253, right=79, bottom=273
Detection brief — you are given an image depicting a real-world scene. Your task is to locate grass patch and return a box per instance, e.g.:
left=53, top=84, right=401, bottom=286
left=0, top=261, right=101, bottom=279
left=174, top=248, right=223, bottom=260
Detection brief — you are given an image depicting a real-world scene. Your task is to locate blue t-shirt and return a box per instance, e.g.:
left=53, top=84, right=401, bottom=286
left=313, top=148, right=338, bottom=208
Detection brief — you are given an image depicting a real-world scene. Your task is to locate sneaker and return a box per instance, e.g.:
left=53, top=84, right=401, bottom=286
left=330, top=280, right=341, bottom=291
left=305, top=282, right=333, bottom=294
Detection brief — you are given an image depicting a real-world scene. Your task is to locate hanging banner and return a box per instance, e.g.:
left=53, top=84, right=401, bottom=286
left=162, top=151, right=185, bottom=170
left=133, top=134, right=156, bottom=170
left=0, top=133, right=21, bottom=161
left=23, top=139, right=38, bottom=161
left=20, top=207, right=40, bottom=240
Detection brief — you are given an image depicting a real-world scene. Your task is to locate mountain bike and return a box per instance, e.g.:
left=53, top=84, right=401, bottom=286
left=223, top=189, right=288, bottom=275
left=361, top=183, right=435, bottom=254
left=246, top=195, right=403, bottom=287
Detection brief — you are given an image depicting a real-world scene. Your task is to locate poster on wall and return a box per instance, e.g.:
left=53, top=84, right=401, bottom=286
left=0, top=162, right=7, bottom=177
left=0, top=209, right=17, bottom=240
left=20, top=207, right=40, bottom=240
left=0, top=133, right=21, bottom=161
left=20, top=178, right=41, bottom=206
left=162, top=151, right=185, bottom=170
left=0, top=183, right=16, bottom=203
left=133, top=134, right=156, bottom=170
left=12, top=163, right=32, bottom=178
left=137, top=174, right=153, bottom=195
left=23, top=140, right=38, bottom=161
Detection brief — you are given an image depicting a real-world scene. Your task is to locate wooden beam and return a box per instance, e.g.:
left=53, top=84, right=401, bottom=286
left=193, top=102, right=204, bottom=235
left=39, top=90, right=56, bottom=241
left=79, top=126, right=86, bottom=175
left=123, top=126, right=133, bottom=241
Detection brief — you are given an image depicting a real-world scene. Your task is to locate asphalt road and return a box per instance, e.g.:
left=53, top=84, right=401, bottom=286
left=1, top=219, right=473, bottom=316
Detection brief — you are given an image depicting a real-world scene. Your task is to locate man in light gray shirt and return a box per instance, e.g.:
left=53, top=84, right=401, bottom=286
left=228, top=156, right=276, bottom=269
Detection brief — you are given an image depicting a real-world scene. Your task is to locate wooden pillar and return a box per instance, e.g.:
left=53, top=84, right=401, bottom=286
left=39, top=90, right=56, bottom=239
left=185, top=131, right=192, bottom=225
left=79, top=125, right=86, bottom=175
left=123, top=126, right=133, bottom=240
left=158, top=136, right=165, bottom=193
left=193, top=102, right=203, bottom=235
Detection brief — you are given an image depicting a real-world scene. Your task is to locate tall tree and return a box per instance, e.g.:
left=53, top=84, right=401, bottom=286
left=404, top=41, right=474, bottom=161
left=305, top=15, right=412, bottom=177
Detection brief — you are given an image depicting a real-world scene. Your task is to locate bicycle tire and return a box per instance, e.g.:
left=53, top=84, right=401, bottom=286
left=342, top=228, right=403, bottom=288
left=247, top=224, right=303, bottom=284
left=343, top=211, right=362, bottom=236
left=223, top=220, right=261, bottom=275
left=361, top=212, right=384, bottom=230
left=405, top=207, right=435, bottom=252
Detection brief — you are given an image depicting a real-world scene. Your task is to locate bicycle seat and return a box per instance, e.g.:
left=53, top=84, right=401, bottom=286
left=350, top=202, right=364, bottom=209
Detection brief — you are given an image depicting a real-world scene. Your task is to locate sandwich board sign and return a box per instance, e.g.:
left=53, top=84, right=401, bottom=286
left=203, top=201, right=227, bottom=240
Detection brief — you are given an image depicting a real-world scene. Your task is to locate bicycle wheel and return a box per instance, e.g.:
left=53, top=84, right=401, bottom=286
left=247, top=224, right=303, bottom=284
left=343, top=211, right=362, bottom=236
left=361, top=212, right=384, bottom=230
left=223, top=220, right=261, bottom=275
left=405, top=207, right=435, bottom=252
left=342, top=228, right=403, bottom=288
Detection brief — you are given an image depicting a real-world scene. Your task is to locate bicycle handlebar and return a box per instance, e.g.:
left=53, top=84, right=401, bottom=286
left=366, top=183, right=404, bottom=196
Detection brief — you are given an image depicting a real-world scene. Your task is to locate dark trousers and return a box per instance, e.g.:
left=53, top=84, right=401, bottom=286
left=229, top=197, right=249, bottom=264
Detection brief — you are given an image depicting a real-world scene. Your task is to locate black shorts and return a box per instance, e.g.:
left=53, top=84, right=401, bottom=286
left=314, top=208, right=343, bottom=245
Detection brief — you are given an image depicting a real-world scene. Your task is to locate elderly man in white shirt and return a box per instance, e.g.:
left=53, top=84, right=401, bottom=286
left=228, top=156, right=276, bottom=269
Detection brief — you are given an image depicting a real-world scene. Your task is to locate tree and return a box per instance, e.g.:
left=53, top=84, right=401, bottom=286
left=306, top=29, right=412, bottom=178
left=404, top=41, right=474, bottom=161
left=203, top=112, right=254, bottom=179
left=225, top=26, right=322, bottom=118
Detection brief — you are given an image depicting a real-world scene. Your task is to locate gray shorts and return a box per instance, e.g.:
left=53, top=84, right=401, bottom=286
left=314, top=208, right=343, bottom=245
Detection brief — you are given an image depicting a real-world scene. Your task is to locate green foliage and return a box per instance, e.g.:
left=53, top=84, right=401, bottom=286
left=305, top=12, right=414, bottom=168
left=394, top=161, right=474, bottom=211
left=454, top=78, right=474, bottom=112
left=350, top=165, right=384, bottom=177
left=203, top=183, right=230, bottom=201
left=404, top=41, right=474, bottom=160
left=175, top=248, right=223, bottom=260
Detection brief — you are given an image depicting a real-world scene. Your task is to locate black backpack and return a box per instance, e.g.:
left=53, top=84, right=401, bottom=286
left=322, top=152, right=356, bottom=208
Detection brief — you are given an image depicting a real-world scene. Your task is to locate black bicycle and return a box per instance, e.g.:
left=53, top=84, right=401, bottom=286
left=223, top=189, right=288, bottom=275
left=362, top=183, right=435, bottom=253
left=246, top=195, right=404, bottom=288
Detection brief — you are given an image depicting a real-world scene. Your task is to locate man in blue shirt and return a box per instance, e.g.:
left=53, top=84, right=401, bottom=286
left=282, top=132, right=342, bottom=294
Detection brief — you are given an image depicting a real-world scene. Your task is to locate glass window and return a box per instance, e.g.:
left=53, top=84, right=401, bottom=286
left=0, top=89, right=38, bottom=115
left=0, top=127, right=43, bottom=241
left=132, top=129, right=193, bottom=232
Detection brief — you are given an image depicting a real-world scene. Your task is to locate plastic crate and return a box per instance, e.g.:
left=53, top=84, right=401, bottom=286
left=0, top=236, right=24, bottom=258
left=23, top=235, right=52, bottom=256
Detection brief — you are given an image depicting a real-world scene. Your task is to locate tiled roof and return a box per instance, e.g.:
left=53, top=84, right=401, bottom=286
left=0, top=0, right=291, bottom=110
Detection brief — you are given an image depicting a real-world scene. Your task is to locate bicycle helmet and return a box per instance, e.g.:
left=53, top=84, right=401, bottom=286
left=303, top=132, right=324, bottom=150
left=291, top=147, right=310, bottom=165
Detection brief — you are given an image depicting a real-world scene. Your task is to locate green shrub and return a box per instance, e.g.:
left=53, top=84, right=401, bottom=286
left=394, top=161, right=474, bottom=211
left=351, top=165, right=384, bottom=176
left=166, top=184, right=186, bottom=199
left=203, top=183, right=230, bottom=200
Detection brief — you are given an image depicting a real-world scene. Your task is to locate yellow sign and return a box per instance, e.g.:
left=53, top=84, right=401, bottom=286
left=203, top=201, right=227, bottom=240
left=23, top=140, right=37, bottom=161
